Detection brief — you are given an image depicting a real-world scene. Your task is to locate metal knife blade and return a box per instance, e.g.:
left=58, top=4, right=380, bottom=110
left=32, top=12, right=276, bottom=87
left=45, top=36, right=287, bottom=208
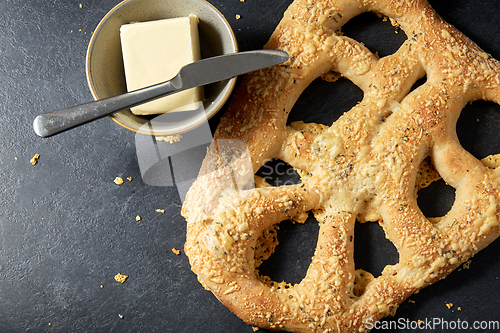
left=33, top=50, right=289, bottom=138
left=174, top=49, right=289, bottom=90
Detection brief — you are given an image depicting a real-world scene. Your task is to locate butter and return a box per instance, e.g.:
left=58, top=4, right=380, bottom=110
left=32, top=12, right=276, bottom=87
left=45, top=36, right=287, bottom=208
left=120, top=16, right=203, bottom=115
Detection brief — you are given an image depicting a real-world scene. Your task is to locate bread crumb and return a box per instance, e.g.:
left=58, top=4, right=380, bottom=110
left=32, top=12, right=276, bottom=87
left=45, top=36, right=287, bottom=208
left=446, top=303, right=453, bottom=309
left=156, top=209, right=165, bottom=213
left=252, top=327, right=259, bottom=332
left=114, top=273, right=128, bottom=283
left=462, top=259, right=471, bottom=269
left=79, top=3, right=83, bottom=8
left=114, top=177, right=124, bottom=185
left=127, top=177, right=132, bottom=181
left=156, top=134, right=182, bottom=143
left=457, top=306, right=462, bottom=311
left=172, top=248, right=181, bottom=255
left=236, top=14, right=241, bottom=20
left=408, top=299, right=415, bottom=303
left=30, top=154, right=40, bottom=165
left=136, top=215, right=141, bottom=222
left=118, top=314, right=124, bottom=319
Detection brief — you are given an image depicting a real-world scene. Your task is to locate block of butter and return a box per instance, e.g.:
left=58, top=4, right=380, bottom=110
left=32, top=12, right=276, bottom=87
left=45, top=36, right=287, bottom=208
left=120, top=16, right=203, bottom=115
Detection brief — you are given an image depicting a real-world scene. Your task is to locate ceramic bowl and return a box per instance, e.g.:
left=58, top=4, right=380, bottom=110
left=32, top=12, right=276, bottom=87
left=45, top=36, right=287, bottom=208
left=86, top=0, right=238, bottom=136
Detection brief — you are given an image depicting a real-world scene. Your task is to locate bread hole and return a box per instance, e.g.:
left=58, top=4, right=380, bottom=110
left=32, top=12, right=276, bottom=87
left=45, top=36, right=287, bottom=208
left=341, top=12, right=406, bottom=58
left=354, top=221, right=399, bottom=278
left=456, top=100, right=500, bottom=160
left=256, top=214, right=319, bottom=286
left=255, top=159, right=302, bottom=187
left=415, top=156, right=455, bottom=219
left=287, top=76, right=363, bottom=126
left=408, top=75, right=427, bottom=95
left=417, top=179, right=456, bottom=219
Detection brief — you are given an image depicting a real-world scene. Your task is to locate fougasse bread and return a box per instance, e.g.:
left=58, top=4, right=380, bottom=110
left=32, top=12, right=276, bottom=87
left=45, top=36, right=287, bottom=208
left=181, top=0, right=500, bottom=332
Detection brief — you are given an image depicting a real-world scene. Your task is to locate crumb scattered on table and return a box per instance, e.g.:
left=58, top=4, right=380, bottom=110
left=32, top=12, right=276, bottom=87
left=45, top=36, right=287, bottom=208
left=114, top=177, right=124, bottom=185
left=136, top=215, right=141, bottom=221
left=446, top=303, right=453, bottom=309
left=127, top=177, right=133, bottom=181
left=30, top=154, right=40, bottom=165
left=156, top=209, right=165, bottom=213
left=236, top=14, right=241, bottom=19
left=172, top=248, right=180, bottom=255
left=114, top=273, right=128, bottom=283
left=156, top=134, right=182, bottom=144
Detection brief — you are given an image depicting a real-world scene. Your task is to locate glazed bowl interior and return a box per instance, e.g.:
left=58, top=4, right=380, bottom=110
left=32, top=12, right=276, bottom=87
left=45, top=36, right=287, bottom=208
left=86, top=0, right=238, bottom=136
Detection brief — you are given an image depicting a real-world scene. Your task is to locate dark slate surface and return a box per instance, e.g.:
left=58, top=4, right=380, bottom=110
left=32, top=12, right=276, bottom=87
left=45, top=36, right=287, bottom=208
left=0, top=0, right=499, bottom=332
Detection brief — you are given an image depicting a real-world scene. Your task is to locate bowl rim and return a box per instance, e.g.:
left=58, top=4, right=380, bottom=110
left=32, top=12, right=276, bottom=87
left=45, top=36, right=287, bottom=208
left=85, top=0, right=238, bottom=136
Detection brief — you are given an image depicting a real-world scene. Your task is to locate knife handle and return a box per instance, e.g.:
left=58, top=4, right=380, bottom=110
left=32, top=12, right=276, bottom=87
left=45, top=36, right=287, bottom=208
left=33, top=78, right=179, bottom=138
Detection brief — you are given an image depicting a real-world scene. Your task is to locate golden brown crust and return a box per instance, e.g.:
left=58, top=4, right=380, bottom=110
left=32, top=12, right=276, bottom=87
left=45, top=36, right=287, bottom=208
left=181, top=0, right=500, bottom=332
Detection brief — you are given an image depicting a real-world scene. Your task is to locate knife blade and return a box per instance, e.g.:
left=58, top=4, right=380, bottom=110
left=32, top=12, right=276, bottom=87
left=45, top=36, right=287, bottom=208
left=33, top=50, right=289, bottom=138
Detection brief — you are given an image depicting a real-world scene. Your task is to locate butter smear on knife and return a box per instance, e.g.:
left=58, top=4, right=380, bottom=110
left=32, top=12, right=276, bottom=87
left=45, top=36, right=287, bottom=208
left=120, top=16, right=203, bottom=115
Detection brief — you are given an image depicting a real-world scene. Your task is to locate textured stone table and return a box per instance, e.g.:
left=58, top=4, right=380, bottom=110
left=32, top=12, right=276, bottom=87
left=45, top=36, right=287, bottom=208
left=0, top=0, right=499, bottom=332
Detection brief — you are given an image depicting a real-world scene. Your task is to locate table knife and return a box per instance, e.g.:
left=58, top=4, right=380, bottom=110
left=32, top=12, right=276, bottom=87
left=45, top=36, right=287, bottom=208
left=33, top=50, right=289, bottom=138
